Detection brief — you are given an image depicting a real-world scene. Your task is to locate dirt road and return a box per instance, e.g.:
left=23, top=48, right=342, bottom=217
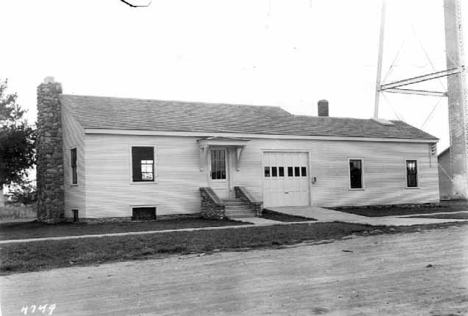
left=1, top=226, right=468, bottom=316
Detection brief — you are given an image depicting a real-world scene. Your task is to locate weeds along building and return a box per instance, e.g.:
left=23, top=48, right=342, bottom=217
left=36, top=78, right=439, bottom=223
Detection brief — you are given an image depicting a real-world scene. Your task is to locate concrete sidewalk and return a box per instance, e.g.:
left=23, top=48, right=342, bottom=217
left=266, top=206, right=468, bottom=226
left=0, top=217, right=315, bottom=245
left=2, top=207, right=467, bottom=245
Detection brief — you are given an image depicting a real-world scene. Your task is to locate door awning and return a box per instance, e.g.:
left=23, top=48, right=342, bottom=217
left=197, top=137, right=250, bottom=171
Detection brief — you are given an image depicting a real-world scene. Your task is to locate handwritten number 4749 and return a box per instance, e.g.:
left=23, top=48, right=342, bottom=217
left=21, top=304, right=56, bottom=315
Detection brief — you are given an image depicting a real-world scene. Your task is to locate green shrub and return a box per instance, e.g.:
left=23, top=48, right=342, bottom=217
left=9, top=181, right=37, bottom=205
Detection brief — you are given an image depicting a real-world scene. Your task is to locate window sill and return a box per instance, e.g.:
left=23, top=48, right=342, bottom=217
left=405, top=187, right=420, bottom=189
left=70, top=184, right=79, bottom=187
left=349, top=188, right=365, bottom=191
left=131, top=181, right=159, bottom=185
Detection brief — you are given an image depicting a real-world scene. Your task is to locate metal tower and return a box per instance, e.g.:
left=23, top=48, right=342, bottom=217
left=374, top=0, right=467, bottom=199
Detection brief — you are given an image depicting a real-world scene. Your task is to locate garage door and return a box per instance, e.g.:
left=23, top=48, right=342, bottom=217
left=263, top=152, right=310, bottom=207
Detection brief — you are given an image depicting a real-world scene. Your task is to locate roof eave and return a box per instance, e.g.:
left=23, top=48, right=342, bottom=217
left=84, top=128, right=438, bottom=143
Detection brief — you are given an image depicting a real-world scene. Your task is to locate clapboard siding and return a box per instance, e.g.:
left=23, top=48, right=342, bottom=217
left=81, top=134, right=439, bottom=218
left=61, top=104, right=86, bottom=218
left=84, top=135, right=206, bottom=218
left=233, top=139, right=439, bottom=207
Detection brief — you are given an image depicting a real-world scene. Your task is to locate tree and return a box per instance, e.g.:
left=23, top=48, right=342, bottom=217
left=0, top=79, right=36, bottom=208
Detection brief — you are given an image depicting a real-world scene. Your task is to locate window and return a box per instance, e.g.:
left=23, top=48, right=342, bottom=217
left=132, top=147, right=154, bottom=182
left=406, top=160, right=418, bottom=188
left=211, top=149, right=226, bottom=180
left=279, top=167, right=284, bottom=177
left=272, top=166, right=278, bottom=177
left=265, top=165, right=307, bottom=178
left=72, top=209, right=79, bottom=223
left=294, top=166, right=300, bottom=177
left=349, top=159, right=363, bottom=189
left=132, top=207, right=156, bottom=220
left=71, top=148, right=77, bottom=184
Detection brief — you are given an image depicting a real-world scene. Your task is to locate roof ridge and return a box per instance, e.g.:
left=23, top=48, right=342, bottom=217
left=293, top=114, right=404, bottom=123
left=293, top=114, right=374, bottom=121
left=60, top=94, right=285, bottom=110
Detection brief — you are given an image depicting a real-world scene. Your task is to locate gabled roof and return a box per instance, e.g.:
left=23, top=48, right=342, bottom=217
left=59, top=94, right=438, bottom=141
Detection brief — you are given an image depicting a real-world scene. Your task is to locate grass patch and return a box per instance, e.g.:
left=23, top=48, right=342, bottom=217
left=405, top=212, right=468, bottom=220
left=0, top=218, right=248, bottom=241
left=261, top=209, right=315, bottom=222
left=333, top=201, right=468, bottom=217
left=2, top=221, right=468, bottom=275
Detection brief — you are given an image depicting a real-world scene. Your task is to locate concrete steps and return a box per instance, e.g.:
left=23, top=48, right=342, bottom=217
left=223, top=199, right=256, bottom=218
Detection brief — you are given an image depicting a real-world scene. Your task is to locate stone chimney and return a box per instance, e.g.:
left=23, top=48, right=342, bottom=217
left=318, top=99, right=329, bottom=117
left=36, top=77, right=64, bottom=223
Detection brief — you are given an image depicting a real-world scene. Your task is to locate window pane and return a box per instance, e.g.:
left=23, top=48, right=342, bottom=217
left=272, top=167, right=278, bottom=177
left=279, top=167, right=284, bottom=177
left=133, top=147, right=154, bottom=182
left=301, top=167, right=307, bottom=177
left=288, top=167, right=293, bottom=177
left=132, top=207, right=156, bottom=220
left=406, top=160, right=418, bottom=187
left=350, top=159, right=363, bottom=189
left=71, top=149, right=77, bottom=166
left=264, top=167, right=270, bottom=177
left=211, top=149, right=226, bottom=180
left=71, top=148, right=77, bottom=184
left=294, top=167, right=300, bottom=177
left=142, top=172, right=153, bottom=181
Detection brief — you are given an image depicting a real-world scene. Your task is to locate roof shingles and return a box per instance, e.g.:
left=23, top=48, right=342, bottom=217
left=59, top=95, right=438, bottom=141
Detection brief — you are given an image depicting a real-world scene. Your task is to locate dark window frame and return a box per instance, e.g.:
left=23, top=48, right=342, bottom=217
left=71, top=148, right=77, bottom=185
left=406, top=159, right=419, bottom=188
left=349, top=159, right=364, bottom=190
left=132, top=146, right=155, bottom=183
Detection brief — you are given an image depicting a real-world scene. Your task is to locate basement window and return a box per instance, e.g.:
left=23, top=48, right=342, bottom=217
left=132, top=207, right=156, bottom=221
left=406, top=160, right=418, bottom=188
left=349, top=159, right=364, bottom=189
left=132, top=147, right=155, bottom=182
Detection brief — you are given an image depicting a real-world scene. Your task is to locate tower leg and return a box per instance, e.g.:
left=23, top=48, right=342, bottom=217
left=444, top=0, right=468, bottom=199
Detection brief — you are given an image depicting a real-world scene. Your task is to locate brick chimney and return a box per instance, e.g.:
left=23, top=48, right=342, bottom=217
left=318, top=99, right=329, bottom=117
left=36, top=77, right=65, bottom=223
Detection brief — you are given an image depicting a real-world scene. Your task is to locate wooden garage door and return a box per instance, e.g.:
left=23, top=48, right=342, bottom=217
left=263, top=152, right=310, bottom=207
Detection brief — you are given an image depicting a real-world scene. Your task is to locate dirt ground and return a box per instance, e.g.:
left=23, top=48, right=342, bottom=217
left=1, top=226, right=468, bottom=316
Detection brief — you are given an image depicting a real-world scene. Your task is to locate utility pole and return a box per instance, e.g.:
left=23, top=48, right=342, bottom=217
left=444, top=0, right=468, bottom=199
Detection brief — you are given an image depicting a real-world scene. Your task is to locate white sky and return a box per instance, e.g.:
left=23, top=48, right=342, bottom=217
left=1, top=0, right=467, bottom=152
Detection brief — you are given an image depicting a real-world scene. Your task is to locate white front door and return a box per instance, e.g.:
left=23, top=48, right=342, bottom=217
left=209, top=148, right=230, bottom=199
left=263, top=152, right=310, bottom=207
